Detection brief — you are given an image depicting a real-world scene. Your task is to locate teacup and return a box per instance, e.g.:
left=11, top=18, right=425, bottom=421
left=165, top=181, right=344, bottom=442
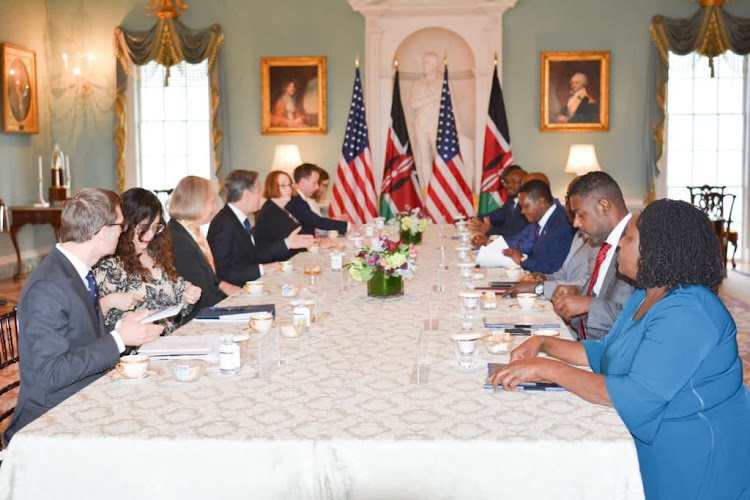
left=328, top=230, right=339, bottom=239
left=505, top=266, right=522, bottom=280
left=244, top=280, right=264, bottom=295
left=248, top=313, right=274, bottom=333
left=457, top=262, right=474, bottom=279
left=280, top=261, right=294, bottom=273
left=516, top=292, right=537, bottom=310
left=458, top=231, right=471, bottom=243
left=168, top=358, right=206, bottom=382
left=351, top=236, right=364, bottom=249
left=456, top=245, right=471, bottom=261
left=116, top=354, right=149, bottom=379
left=459, top=291, right=482, bottom=312
left=309, top=243, right=320, bottom=254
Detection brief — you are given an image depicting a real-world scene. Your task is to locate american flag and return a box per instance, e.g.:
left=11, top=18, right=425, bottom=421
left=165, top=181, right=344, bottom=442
left=330, top=67, right=378, bottom=225
left=425, top=67, right=475, bottom=223
left=478, top=65, right=514, bottom=216
left=380, top=67, right=422, bottom=220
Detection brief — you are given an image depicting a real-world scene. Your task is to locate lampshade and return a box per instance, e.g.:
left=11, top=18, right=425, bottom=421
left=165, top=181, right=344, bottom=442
left=270, top=144, right=302, bottom=175
left=564, top=144, right=601, bottom=175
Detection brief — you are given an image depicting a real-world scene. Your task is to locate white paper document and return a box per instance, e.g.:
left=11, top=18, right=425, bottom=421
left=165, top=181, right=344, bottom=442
left=475, top=236, right=519, bottom=268
left=139, top=304, right=183, bottom=324
left=138, top=335, right=216, bottom=357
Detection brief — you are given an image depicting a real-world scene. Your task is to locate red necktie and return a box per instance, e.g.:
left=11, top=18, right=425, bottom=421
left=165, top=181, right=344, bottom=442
left=578, top=242, right=611, bottom=340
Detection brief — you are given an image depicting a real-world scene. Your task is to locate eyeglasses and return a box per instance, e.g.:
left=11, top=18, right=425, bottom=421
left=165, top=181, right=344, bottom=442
left=137, top=223, right=165, bottom=235
left=107, top=222, right=129, bottom=232
left=278, top=183, right=292, bottom=188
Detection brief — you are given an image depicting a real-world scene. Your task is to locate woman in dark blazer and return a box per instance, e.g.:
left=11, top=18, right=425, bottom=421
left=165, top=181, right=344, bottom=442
left=167, top=176, right=241, bottom=319
left=254, top=171, right=303, bottom=259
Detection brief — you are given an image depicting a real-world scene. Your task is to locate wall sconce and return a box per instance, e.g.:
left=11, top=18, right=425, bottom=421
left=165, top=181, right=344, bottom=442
left=61, top=51, right=94, bottom=98
left=564, top=144, right=601, bottom=176
left=270, top=144, right=302, bottom=176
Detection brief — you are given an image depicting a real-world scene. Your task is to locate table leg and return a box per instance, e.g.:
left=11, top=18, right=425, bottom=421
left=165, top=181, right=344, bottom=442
left=10, top=226, right=22, bottom=280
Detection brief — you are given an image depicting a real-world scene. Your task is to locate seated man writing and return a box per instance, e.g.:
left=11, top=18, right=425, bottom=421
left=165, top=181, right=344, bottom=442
left=468, top=165, right=528, bottom=239
left=500, top=180, right=574, bottom=274
left=286, top=163, right=349, bottom=236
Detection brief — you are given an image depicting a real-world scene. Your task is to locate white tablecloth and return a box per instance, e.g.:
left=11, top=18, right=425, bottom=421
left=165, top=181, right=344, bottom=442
left=0, top=228, right=644, bottom=499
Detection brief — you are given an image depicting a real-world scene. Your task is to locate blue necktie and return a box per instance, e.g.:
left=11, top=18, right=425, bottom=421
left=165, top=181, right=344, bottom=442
left=534, top=224, right=541, bottom=240
left=243, top=219, right=255, bottom=244
left=86, top=271, right=98, bottom=310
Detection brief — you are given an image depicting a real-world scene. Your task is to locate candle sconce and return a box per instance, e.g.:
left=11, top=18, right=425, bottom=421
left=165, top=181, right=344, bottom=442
left=61, top=50, right=95, bottom=100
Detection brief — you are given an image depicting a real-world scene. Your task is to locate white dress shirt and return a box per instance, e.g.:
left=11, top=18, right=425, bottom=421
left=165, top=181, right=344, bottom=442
left=298, top=190, right=322, bottom=216
left=592, top=213, right=632, bottom=296
left=56, top=243, right=125, bottom=353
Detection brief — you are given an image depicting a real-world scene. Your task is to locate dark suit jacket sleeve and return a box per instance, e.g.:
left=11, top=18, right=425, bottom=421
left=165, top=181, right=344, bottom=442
left=287, top=196, right=347, bottom=235
left=521, top=212, right=574, bottom=274
left=21, top=280, right=119, bottom=395
left=255, top=238, right=292, bottom=264
left=208, top=212, right=261, bottom=285
left=506, top=224, right=535, bottom=254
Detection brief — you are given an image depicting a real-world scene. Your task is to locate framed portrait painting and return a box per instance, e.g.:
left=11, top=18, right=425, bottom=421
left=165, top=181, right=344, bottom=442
left=540, top=51, right=609, bottom=132
left=261, top=56, right=326, bottom=135
left=1, top=43, right=39, bottom=134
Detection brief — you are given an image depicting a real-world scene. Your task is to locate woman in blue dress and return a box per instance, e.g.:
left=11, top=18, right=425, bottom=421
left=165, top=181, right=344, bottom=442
left=490, top=199, right=750, bottom=499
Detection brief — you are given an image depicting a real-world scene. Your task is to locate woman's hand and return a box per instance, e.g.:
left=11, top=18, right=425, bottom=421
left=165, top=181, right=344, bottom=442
left=509, top=335, right=544, bottom=362
left=219, top=281, right=242, bottom=296
left=182, top=282, right=202, bottom=305
left=99, top=292, right=142, bottom=314
left=488, top=358, right=554, bottom=391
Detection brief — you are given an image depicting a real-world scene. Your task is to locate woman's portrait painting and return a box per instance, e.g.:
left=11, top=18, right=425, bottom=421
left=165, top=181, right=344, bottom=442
left=2, top=43, right=39, bottom=134
left=261, top=56, right=326, bottom=135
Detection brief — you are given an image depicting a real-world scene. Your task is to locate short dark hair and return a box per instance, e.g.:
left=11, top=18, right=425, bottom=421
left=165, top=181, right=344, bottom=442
left=568, top=171, right=626, bottom=210
left=60, top=188, right=120, bottom=243
left=501, top=164, right=524, bottom=180
left=224, top=170, right=258, bottom=203
left=293, top=163, right=319, bottom=184
left=519, top=179, right=553, bottom=203
left=637, top=199, right=725, bottom=292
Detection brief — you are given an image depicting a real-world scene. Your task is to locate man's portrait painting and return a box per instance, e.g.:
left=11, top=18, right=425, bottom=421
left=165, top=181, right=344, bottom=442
left=540, top=51, right=609, bottom=132
left=261, top=56, right=326, bottom=135
left=2, top=44, right=39, bottom=134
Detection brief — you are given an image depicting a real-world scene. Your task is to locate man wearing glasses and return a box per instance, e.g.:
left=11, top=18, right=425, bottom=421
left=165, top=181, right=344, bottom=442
left=468, top=165, right=529, bottom=240
left=3, top=189, right=163, bottom=445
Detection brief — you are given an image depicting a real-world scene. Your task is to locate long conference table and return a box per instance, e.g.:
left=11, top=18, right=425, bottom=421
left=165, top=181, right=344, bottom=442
left=0, top=227, right=643, bottom=499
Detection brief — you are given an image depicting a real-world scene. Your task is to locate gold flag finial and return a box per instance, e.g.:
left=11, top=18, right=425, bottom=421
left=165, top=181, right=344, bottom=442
left=355, top=52, right=360, bottom=68
left=393, top=55, right=398, bottom=69
left=443, top=51, right=448, bottom=67
left=493, top=51, right=498, bottom=67
left=146, top=0, right=188, bottom=19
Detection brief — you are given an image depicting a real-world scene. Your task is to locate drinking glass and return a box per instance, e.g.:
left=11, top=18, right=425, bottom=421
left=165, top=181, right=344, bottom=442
left=454, top=339, right=479, bottom=368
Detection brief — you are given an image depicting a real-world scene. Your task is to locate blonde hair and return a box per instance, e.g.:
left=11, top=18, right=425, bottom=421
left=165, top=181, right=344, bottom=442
left=168, top=176, right=215, bottom=221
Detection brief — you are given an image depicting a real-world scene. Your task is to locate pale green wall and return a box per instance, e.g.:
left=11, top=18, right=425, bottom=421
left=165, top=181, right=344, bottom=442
left=2, top=0, right=750, bottom=268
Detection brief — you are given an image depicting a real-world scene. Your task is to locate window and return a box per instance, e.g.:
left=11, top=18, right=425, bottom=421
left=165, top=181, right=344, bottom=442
left=134, top=60, right=211, bottom=191
left=666, top=52, right=746, bottom=249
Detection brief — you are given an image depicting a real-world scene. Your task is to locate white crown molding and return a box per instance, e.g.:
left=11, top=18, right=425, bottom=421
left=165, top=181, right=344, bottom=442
left=348, top=0, right=518, bottom=16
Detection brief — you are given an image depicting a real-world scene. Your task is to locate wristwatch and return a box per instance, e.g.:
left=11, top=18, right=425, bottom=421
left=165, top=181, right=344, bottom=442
left=534, top=282, right=544, bottom=296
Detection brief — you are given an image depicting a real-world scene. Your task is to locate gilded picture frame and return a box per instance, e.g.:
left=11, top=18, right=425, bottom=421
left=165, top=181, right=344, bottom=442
left=1, top=43, right=39, bottom=134
left=540, top=51, right=609, bottom=132
left=261, top=56, right=327, bottom=135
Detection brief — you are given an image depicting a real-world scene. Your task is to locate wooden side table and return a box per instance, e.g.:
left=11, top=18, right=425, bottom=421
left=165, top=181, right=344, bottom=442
left=9, top=206, right=63, bottom=279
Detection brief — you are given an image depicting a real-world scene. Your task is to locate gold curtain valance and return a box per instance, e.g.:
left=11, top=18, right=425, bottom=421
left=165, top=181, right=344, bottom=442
left=113, top=19, right=225, bottom=192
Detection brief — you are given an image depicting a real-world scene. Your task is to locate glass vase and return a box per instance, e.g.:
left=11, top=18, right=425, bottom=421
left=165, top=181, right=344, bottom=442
left=367, top=271, right=404, bottom=297
left=399, top=229, right=423, bottom=245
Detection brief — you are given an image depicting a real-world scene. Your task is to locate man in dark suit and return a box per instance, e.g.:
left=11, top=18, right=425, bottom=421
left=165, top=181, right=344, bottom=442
left=469, top=166, right=529, bottom=246
left=553, top=172, right=635, bottom=340
left=3, top=189, right=163, bottom=445
left=286, top=163, right=349, bottom=236
left=501, top=180, right=574, bottom=274
left=207, top=170, right=313, bottom=287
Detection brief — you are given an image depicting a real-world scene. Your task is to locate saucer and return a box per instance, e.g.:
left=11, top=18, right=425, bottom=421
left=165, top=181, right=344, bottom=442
left=244, top=290, right=271, bottom=297
left=108, top=369, right=158, bottom=381
left=509, top=303, right=545, bottom=310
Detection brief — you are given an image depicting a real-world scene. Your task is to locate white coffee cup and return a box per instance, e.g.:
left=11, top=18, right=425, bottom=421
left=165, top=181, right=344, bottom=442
left=328, top=230, right=339, bottom=239
left=280, top=261, right=293, bottom=273
left=458, top=231, right=471, bottom=243
left=116, top=354, right=149, bottom=379
left=456, top=246, right=471, bottom=260
left=516, top=292, right=538, bottom=310
left=248, top=313, right=274, bottom=333
left=505, top=266, right=522, bottom=280
left=244, top=281, right=264, bottom=295
left=457, top=262, right=474, bottom=278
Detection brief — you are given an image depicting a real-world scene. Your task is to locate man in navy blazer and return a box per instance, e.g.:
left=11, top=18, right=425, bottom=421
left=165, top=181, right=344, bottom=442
left=208, top=170, right=313, bottom=287
left=4, top=189, right=162, bottom=445
left=468, top=165, right=528, bottom=240
left=287, top=163, right=348, bottom=236
left=502, top=180, right=574, bottom=274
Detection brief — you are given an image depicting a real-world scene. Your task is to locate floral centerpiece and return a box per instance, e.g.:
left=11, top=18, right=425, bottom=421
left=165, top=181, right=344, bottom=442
left=397, top=208, right=429, bottom=245
left=347, top=237, right=418, bottom=297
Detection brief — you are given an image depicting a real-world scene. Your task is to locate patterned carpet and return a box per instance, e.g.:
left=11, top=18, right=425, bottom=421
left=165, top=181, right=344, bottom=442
left=721, top=292, right=750, bottom=388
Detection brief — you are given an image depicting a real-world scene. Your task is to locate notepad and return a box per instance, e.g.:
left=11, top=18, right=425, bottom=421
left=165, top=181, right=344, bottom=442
left=139, top=304, right=183, bottom=324
left=138, top=335, right=216, bottom=357
left=193, top=304, right=275, bottom=322
left=484, top=363, right=566, bottom=392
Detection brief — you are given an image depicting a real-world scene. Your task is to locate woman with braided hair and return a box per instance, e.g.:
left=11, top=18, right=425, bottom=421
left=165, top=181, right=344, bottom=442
left=490, top=199, right=750, bottom=498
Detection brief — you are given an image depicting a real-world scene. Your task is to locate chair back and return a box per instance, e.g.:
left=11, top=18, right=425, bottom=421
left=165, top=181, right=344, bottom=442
left=0, top=308, right=19, bottom=448
left=686, top=185, right=736, bottom=232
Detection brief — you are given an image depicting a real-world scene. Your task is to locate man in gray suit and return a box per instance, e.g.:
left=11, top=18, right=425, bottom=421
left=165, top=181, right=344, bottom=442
left=3, top=189, right=163, bottom=445
left=552, top=172, right=634, bottom=340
